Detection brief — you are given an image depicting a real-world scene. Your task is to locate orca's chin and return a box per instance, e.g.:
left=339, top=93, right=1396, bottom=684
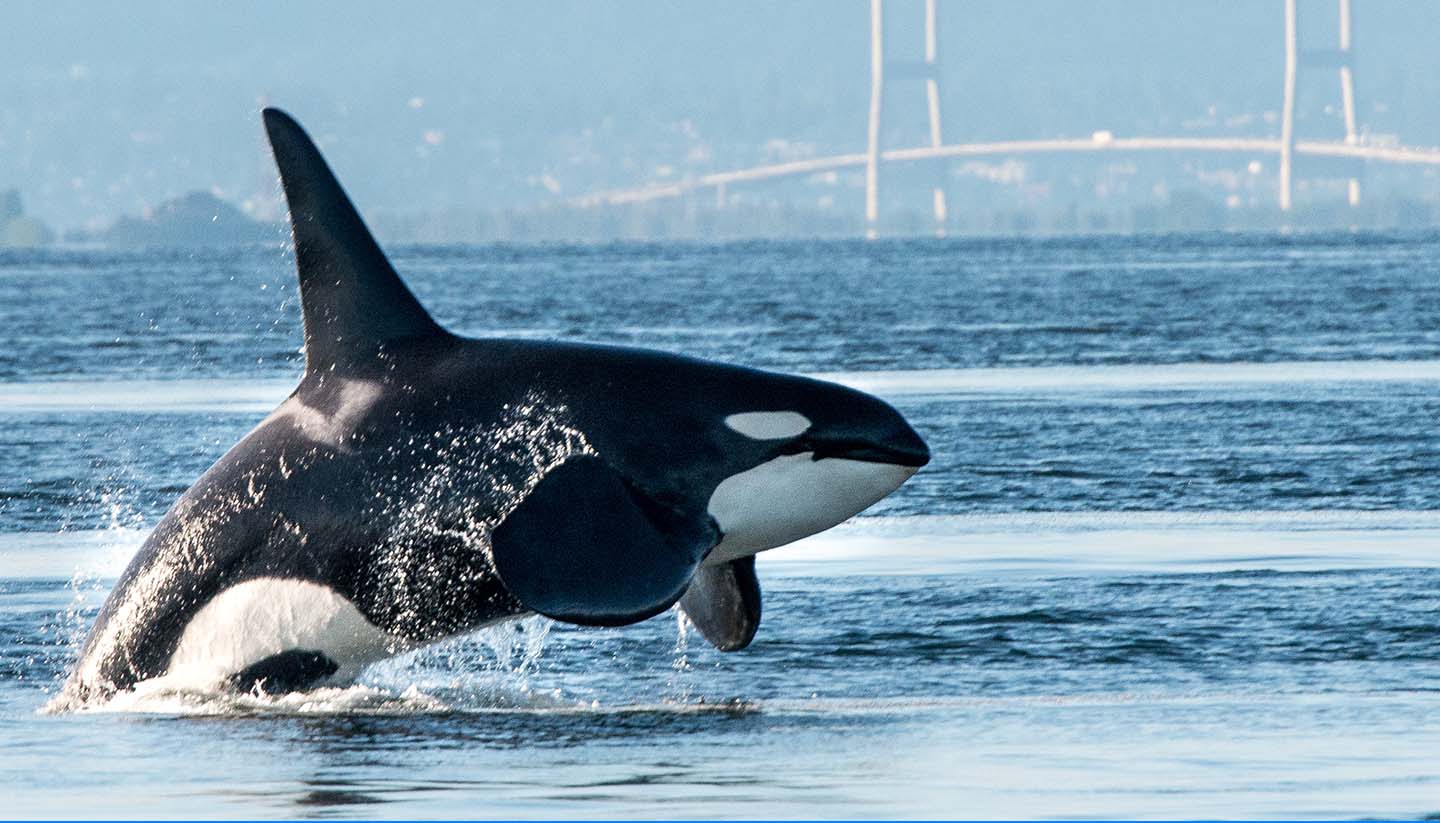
left=703, top=453, right=919, bottom=566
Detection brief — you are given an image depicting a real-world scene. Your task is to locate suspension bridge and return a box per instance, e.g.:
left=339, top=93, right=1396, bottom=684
left=576, top=0, right=1440, bottom=233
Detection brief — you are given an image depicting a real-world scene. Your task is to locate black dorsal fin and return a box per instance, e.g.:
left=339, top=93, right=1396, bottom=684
left=262, top=108, right=446, bottom=374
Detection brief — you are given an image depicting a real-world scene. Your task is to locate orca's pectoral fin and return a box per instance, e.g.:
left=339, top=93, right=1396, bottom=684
left=680, top=557, right=762, bottom=651
left=490, top=455, right=717, bottom=627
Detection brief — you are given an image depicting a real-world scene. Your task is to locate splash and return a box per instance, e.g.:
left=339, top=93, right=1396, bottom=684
left=40, top=487, right=149, bottom=707
left=71, top=681, right=453, bottom=717
left=57, top=615, right=569, bottom=717
left=664, top=606, right=699, bottom=704
left=363, top=614, right=559, bottom=705
left=51, top=460, right=290, bottom=710
left=65, top=681, right=759, bottom=718
left=51, top=390, right=594, bottom=712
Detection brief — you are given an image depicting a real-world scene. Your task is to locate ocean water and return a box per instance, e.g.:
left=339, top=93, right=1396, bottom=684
left=3, top=233, right=1440, bottom=818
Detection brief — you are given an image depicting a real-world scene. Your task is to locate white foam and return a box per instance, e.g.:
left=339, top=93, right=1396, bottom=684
left=69, top=680, right=760, bottom=718
left=58, top=679, right=1427, bottom=720
left=73, top=681, right=453, bottom=717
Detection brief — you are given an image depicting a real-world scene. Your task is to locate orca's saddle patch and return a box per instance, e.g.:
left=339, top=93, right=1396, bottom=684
left=680, top=556, right=762, bottom=651
left=226, top=649, right=340, bottom=694
left=490, top=455, right=716, bottom=627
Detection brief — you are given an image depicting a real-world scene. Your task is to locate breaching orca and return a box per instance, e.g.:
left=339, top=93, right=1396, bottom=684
left=57, top=109, right=929, bottom=707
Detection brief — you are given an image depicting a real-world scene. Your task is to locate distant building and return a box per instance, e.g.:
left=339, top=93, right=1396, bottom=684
left=0, top=189, right=55, bottom=248
left=103, top=191, right=280, bottom=248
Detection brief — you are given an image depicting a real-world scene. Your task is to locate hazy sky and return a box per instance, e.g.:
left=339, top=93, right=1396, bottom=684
left=6, top=1, right=1440, bottom=230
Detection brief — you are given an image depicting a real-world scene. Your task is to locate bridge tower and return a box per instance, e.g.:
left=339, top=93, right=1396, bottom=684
left=1280, top=0, right=1361, bottom=210
left=866, top=0, right=948, bottom=237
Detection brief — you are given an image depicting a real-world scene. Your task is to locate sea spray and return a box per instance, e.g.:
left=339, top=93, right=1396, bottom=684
left=665, top=604, right=697, bottom=704
left=360, top=614, right=561, bottom=710
left=39, top=488, right=146, bottom=707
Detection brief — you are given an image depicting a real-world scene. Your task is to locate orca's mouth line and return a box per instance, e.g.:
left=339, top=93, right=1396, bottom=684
left=783, top=437, right=931, bottom=468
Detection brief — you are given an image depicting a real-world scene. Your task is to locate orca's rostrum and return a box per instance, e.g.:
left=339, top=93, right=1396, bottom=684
left=58, top=109, right=929, bottom=707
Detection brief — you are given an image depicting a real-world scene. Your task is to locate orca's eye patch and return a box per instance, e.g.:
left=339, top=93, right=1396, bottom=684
left=723, top=411, right=812, bottom=440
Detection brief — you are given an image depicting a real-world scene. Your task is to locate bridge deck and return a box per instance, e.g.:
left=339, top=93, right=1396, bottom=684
left=576, top=137, right=1440, bottom=207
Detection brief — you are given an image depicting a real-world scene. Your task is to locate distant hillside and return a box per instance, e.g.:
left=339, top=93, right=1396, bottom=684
left=102, top=191, right=280, bottom=248
left=10, top=1, right=1440, bottom=238
left=0, top=189, right=54, bottom=248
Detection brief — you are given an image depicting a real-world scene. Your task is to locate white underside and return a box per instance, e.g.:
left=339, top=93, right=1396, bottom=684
left=705, top=453, right=917, bottom=565
left=164, top=578, right=405, bottom=691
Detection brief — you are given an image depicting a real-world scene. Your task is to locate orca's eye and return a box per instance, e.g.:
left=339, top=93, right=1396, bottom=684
left=723, top=411, right=812, bottom=441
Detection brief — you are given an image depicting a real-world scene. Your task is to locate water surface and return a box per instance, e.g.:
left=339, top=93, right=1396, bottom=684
left=3, top=234, right=1440, bottom=818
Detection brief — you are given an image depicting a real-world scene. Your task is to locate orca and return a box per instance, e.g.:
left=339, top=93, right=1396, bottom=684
left=56, top=108, right=929, bottom=706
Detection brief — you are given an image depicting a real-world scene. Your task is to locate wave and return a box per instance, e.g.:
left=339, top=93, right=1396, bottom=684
left=4, top=359, right=1438, bottom=413
left=818, top=359, right=1440, bottom=397
left=0, top=378, right=294, bottom=413
left=58, top=680, right=766, bottom=718
left=56, top=677, right=1420, bottom=719
left=2, top=529, right=147, bottom=579
left=759, top=510, right=1440, bottom=577
left=10, top=509, right=1440, bottom=582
